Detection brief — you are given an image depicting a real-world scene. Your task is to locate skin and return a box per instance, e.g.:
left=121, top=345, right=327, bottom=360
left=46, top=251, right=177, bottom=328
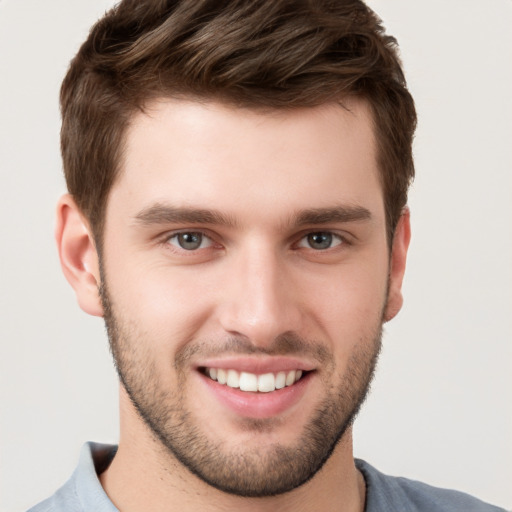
left=56, top=98, right=410, bottom=512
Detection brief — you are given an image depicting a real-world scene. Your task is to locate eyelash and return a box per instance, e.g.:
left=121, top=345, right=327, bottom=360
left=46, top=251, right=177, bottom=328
left=161, top=230, right=350, bottom=253
left=165, top=231, right=216, bottom=251
left=296, top=232, right=345, bottom=251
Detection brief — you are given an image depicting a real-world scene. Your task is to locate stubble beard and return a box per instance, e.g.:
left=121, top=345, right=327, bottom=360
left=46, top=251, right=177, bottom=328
left=100, top=279, right=383, bottom=498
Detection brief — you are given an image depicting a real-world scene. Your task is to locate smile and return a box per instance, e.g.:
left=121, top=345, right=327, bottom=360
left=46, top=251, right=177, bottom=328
left=202, top=367, right=304, bottom=393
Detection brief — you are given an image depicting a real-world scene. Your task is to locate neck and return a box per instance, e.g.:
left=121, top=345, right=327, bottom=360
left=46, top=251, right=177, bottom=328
left=99, top=388, right=366, bottom=512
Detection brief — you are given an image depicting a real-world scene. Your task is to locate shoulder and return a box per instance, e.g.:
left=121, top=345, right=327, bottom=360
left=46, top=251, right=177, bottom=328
left=356, top=459, right=508, bottom=512
left=26, top=442, right=118, bottom=512
left=26, top=479, right=82, bottom=512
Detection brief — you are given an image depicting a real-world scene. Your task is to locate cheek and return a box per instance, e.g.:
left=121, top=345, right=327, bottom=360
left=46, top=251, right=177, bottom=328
left=104, top=236, right=389, bottom=361
left=301, top=256, right=388, bottom=351
left=107, top=259, right=217, bottom=354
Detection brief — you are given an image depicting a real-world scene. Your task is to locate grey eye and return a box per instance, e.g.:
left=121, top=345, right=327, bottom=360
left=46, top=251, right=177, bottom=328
left=298, top=232, right=342, bottom=250
left=169, top=232, right=210, bottom=250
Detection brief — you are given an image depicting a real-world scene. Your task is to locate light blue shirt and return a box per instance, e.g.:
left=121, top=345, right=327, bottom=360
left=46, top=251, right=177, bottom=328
left=28, top=442, right=507, bottom=512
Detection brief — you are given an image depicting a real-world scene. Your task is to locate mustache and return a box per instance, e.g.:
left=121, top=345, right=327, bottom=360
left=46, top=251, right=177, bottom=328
left=175, top=331, right=332, bottom=368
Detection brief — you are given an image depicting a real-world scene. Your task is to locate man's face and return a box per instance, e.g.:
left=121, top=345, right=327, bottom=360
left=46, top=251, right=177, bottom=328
left=99, top=99, right=397, bottom=496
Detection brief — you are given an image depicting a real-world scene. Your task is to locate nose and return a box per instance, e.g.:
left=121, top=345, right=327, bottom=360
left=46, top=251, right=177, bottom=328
left=217, top=242, right=303, bottom=348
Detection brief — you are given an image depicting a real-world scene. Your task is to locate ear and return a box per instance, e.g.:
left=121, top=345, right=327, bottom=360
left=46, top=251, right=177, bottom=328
left=383, top=208, right=411, bottom=322
left=55, top=194, right=104, bottom=317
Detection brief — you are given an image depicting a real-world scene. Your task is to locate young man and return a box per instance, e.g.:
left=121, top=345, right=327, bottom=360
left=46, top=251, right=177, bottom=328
left=28, top=1, right=506, bottom=511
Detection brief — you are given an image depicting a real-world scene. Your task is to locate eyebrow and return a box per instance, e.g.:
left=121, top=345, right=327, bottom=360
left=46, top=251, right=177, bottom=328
left=133, top=203, right=372, bottom=229
left=133, top=204, right=238, bottom=228
left=293, top=205, right=372, bottom=226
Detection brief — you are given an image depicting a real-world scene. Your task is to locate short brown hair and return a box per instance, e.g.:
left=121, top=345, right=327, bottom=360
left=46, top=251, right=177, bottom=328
left=60, top=0, right=416, bottom=246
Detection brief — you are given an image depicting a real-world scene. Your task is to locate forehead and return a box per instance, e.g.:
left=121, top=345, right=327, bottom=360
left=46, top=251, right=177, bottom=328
left=109, top=98, right=383, bottom=226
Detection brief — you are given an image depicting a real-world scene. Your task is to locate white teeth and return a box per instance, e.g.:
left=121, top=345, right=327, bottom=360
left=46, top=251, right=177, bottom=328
left=275, top=371, right=286, bottom=389
left=239, top=372, right=258, bottom=392
left=226, top=369, right=240, bottom=388
left=205, top=368, right=305, bottom=392
left=285, top=370, right=296, bottom=386
left=257, top=373, right=275, bottom=393
left=217, top=368, right=227, bottom=384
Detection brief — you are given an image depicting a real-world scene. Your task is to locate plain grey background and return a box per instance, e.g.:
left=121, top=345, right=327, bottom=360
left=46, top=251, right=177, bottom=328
left=0, top=1, right=511, bottom=510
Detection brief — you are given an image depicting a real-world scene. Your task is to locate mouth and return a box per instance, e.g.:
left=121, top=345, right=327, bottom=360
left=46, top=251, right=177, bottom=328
left=195, top=357, right=316, bottom=418
left=200, top=367, right=306, bottom=393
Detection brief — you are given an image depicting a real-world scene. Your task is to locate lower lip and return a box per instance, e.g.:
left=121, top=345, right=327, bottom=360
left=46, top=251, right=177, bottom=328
left=199, top=372, right=312, bottom=419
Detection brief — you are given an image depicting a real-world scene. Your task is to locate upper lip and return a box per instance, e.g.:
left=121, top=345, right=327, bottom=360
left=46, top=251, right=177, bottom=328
left=194, top=356, right=316, bottom=374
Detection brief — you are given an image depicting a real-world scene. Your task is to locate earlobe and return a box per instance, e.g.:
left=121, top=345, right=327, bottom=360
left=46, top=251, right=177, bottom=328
left=383, top=208, right=411, bottom=322
left=55, top=194, right=104, bottom=317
